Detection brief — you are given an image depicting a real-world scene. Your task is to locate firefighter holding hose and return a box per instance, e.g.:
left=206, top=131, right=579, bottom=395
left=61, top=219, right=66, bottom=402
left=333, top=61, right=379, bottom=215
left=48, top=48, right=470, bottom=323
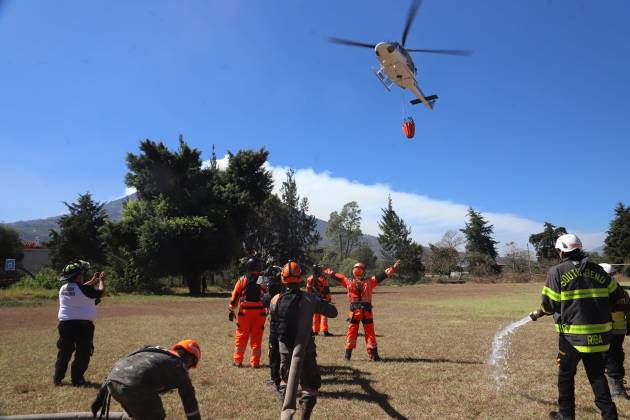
left=529, top=234, right=625, bottom=420
left=270, top=260, right=338, bottom=420
left=324, top=259, right=399, bottom=361
left=91, top=339, right=201, bottom=420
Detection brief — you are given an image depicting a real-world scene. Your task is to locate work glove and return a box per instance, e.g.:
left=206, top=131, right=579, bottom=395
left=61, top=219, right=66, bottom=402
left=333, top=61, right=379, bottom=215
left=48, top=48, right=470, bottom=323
left=228, top=310, right=235, bottom=322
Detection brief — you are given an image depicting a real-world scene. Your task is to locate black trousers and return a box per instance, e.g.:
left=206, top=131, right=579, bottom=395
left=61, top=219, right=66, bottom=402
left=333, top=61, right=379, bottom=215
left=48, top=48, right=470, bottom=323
left=605, top=334, right=626, bottom=380
left=108, top=381, right=165, bottom=420
left=557, top=335, right=617, bottom=420
left=269, top=332, right=281, bottom=386
left=54, top=320, right=94, bottom=384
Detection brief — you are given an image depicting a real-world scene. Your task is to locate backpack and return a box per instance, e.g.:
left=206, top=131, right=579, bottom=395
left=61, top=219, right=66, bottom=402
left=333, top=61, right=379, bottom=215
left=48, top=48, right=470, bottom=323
left=274, top=290, right=302, bottom=348
left=244, top=274, right=262, bottom=302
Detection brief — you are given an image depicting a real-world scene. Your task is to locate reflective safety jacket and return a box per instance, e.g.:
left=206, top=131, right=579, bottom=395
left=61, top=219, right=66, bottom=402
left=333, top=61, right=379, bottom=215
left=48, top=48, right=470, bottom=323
left=229, top=274, right=266, bottom=311
left=330, top=268, right=394, bottom=306
left=541, top=257, right=625, bottom=353
left=611, top=288, right=629, bottom=335
left=306, top=275, right=332, bottom=302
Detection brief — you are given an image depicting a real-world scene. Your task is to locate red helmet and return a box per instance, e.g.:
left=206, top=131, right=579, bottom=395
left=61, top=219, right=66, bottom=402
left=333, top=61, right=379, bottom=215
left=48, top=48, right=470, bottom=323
left=281, top=260, right=302, bottom=284
left=352, top=262, right=365, bottom=278
left=170, top=339, right=201, bottom=368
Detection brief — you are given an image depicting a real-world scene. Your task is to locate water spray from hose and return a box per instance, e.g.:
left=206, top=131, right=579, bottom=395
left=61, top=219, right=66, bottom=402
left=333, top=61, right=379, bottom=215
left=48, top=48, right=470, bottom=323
left=488, top=315, right=531, bottom=390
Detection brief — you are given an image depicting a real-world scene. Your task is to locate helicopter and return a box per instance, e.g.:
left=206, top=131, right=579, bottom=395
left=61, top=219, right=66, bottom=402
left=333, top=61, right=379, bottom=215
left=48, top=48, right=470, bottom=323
left=330, top=0, right=471, bottom=110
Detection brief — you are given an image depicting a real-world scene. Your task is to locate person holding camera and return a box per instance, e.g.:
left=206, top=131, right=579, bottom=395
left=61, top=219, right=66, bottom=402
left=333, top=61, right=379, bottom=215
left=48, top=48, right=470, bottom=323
left=54, top=259, right=105, bottom=386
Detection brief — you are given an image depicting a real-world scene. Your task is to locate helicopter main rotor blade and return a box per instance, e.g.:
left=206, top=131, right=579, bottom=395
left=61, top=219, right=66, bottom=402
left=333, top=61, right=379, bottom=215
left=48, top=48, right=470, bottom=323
left=406, top=48, right=472, bottom=56
left=401, top=0, right=423, bottom=47
left=329, top=37, right=376, bottom=49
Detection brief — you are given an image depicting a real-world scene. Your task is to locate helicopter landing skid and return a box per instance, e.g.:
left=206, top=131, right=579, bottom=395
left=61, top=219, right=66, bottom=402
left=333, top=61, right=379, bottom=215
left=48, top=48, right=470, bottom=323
left=372, top=67, right=393, bottom=91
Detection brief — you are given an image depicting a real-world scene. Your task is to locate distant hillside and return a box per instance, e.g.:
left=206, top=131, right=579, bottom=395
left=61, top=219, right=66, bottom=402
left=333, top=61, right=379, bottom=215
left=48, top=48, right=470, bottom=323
left=7, top=194, right=382, bottom=255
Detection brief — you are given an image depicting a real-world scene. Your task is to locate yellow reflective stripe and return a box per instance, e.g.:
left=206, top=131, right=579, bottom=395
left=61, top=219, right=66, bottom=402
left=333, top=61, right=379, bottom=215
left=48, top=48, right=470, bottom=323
left=554, top=322, right=612, bottom=334
left=542, top=286, right=561, bottom=302
left=608, top=279, right=619, bottom=294
left=573, top=344, right=610, bottom=353
left=560, top=288, right=608, bottom=300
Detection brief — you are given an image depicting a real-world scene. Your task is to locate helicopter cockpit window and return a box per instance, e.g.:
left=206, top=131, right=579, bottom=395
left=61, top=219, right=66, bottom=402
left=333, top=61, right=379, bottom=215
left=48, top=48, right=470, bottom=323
left=387, top=44, right=396, bottom=53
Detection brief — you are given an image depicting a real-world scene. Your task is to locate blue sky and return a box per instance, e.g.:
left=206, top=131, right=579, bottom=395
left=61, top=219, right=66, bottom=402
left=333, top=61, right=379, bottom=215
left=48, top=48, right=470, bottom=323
left=0, top=0, right=628, bottom=249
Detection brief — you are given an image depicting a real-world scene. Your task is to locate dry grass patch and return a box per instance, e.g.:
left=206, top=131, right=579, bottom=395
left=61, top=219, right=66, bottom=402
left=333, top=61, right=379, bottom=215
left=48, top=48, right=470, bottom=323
left=1, top=283, right=630, bottom=419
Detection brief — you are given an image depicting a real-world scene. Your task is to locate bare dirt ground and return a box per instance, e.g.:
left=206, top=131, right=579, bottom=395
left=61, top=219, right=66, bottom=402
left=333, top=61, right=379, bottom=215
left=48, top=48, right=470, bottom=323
left=1, top=282, right=629, bottom=419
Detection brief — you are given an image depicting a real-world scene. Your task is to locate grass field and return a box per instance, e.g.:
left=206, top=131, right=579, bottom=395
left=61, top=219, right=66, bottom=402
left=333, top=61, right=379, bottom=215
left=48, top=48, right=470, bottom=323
left=1, top=282, right=630, bottom=419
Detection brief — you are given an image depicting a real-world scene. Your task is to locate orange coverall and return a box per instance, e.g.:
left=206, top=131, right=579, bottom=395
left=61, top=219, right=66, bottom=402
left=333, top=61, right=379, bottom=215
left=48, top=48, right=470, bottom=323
left=306, top=275, right=332, bottom=333
left=328, top=268, right=395, bottom=356
left=229, top=274, right=266, bottom=367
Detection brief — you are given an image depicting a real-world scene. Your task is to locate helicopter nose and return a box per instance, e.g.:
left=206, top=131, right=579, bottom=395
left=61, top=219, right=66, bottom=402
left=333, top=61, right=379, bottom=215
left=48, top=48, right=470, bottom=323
left=375, top=42, right=387, bottom=57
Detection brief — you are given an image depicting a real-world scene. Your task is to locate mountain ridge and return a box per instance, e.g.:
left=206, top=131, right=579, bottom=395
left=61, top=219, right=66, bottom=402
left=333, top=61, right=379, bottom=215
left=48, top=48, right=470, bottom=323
left=6, top=195, right=383, bottom=255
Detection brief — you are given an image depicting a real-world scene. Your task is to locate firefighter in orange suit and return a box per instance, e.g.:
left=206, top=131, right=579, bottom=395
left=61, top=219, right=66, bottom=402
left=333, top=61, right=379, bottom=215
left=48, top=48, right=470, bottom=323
left=228, top=256, right=267, bottom=367
left=306, top=264, right=333, bottom=336
left=324, top=260, right=399, bottom=361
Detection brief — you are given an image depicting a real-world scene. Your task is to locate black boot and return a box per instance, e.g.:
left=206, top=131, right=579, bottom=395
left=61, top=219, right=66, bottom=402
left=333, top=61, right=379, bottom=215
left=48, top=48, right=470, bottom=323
left=368, top=348, right=381, bottom=361
left=608, top=377, right=630, bottom=399
left=344, top=349, right=352, bottom=360
left=323, top=331, right=333, bottom=337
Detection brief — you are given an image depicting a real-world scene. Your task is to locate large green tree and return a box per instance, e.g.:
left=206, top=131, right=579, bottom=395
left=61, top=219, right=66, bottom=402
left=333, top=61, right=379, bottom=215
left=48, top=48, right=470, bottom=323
left=377, top=196, right=423, bottom=281
left=48, top=193, right=108, bottom=269
left=604, top=203, right=630, bottom=274
left=0, top=225, right=24, bottom=269
left=326, top=201, right=362, bottom=262
left=428, top=231, right=463, bottom=275
left=460, top=207, right=498, bottom=275
left=529, top=222, right=567, bottom=263
left=107, top=137, right=272, bottom=295
left=275, top=169, right=320, bottom=265
left=244, top=169, right=320, bottom=265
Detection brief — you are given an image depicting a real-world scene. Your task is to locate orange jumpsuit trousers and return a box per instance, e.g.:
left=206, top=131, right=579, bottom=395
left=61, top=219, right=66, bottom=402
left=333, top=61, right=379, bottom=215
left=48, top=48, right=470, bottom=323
left=346, top=307, right=376, bottom=351
left=233, top=305, right=266, bottom=367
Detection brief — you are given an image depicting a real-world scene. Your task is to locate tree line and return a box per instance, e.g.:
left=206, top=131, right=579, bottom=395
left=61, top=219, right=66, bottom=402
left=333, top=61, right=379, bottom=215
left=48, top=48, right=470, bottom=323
left=1, top=138, right=629, bottom=292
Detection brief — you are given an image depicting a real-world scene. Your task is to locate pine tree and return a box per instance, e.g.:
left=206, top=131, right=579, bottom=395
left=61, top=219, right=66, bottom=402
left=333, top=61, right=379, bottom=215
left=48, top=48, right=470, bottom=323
left=378, top=195, right=411, bottom=263
left=276, top=169, right=320, bottom=265
left=604, top=203, right=630, bottom=274
left=377, top=196, right=424, bottom=281
left=529, top=222, right=567, bottom=263
left=460, top=207, right=498, bottom=275
left=48, top=193, right=108, bottom=269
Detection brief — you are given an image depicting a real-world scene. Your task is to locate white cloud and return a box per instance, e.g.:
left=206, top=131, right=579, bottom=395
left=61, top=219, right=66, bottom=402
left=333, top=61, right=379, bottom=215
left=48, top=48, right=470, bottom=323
left=125, top=186, right=137, bottom=197
left=263, top=164, right=604, bottom=252
left=189, top=156, right=608, bottom=253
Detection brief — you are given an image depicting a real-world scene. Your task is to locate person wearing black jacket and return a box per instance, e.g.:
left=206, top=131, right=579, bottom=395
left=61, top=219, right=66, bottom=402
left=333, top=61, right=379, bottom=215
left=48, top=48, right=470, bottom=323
left=260, top=265, right=284, bottom=391
left=531, top=234, right=625, bottom=420
left=92, top=340, right=202, bottom=420
left=54, top=259, right=105, bottom=386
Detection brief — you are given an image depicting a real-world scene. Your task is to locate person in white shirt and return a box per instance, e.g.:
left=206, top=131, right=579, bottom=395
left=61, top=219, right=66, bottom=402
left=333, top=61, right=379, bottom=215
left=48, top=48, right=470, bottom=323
left=54, top=260, right=105, bottom=386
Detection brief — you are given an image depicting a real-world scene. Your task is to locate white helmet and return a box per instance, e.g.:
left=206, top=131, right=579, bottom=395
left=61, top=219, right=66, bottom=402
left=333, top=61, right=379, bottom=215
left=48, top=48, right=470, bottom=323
left=599, top=263, right=617, bottom=276
left=554, top=234, right=583, bottom=253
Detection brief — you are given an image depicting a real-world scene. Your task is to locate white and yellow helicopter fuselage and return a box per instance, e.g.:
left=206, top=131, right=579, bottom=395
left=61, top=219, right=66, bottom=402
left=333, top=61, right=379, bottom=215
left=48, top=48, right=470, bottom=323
left=374, top=42, right=437, bottom=110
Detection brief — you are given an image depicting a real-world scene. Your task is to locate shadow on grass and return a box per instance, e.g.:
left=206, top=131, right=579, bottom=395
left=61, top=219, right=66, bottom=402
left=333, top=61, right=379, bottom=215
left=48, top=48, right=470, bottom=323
left=319, top=365, right=408, bottom=420
left=515, top=393, right=622, bottom=418
left=380, top=356, right=482, bottom=365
